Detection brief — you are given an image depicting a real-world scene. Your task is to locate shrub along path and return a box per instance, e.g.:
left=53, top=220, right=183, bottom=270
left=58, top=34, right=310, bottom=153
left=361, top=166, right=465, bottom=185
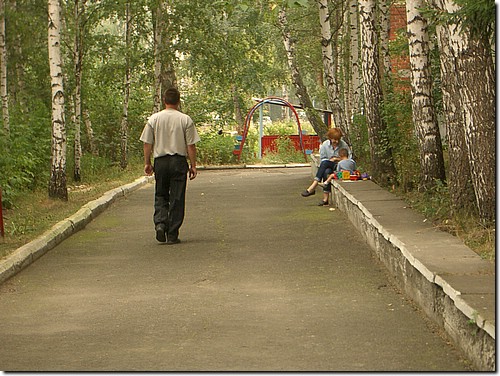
left=0, top=168, right=470, bottom=371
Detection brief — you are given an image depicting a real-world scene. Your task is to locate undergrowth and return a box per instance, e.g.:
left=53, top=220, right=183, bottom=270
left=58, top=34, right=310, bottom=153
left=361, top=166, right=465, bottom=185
left=0, top=156, right=144, bottom=260
left=396, top=182, right=495, bottom=262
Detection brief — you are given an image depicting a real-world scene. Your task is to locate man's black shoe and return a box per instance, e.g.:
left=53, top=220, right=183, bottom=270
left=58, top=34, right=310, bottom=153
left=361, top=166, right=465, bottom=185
left=167, top=238, right=181, bottom=245
left=155, top=225, right=166, bottom=243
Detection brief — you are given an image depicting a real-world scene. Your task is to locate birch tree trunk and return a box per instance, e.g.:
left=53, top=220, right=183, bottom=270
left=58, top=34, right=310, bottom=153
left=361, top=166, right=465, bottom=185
left=48, top=0, right=67, bottom=200
left=73, top=0, right=84, bottom=181
left=11, top=0, right=26, bottom=112
left=379, top=0, right=391, bottom=77
left=232, top=85, right=244, bottom=134
left=359, top=0, right=395, bottom=185
left=153, top=1, right=164, bottom=112
left=83, top=108, right=98, bottom=156
left=278, top=7, right=328, bottom=141
left=432, top=2, right=475, bottom=212
left=153, top=0, right=176, bottom=113
left=0, top=0, right=9, bottom=137
left=349, top=0, right=362, bottom=118
left=406, top=0, right=446, bottom=190
left=120, top=0, right=131, bottom=169
left=444, top=0, right=495, bottom=223
left=318, top=0, right=349, bottom=142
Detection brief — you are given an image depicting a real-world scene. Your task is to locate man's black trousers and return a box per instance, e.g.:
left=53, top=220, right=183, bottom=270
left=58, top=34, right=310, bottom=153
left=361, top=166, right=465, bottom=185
left=153, top=154, right=188, bottom=241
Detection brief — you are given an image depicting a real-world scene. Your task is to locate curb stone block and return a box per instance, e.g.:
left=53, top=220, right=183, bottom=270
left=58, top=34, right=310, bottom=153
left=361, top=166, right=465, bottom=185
left=121, top=181, right=141, bottom=195
left=83, top=196, right=112, bottom=219
left=68, top=207, right=93, bottom=232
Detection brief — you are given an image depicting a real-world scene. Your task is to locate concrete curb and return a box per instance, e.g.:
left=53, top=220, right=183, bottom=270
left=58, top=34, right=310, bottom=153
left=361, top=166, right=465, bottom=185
left=0, top=175, right=155, bottom=285
left=332, top=180, right=495, bottom=371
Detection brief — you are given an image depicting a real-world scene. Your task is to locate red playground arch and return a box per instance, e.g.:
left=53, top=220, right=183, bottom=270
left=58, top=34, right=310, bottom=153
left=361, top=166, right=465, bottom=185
left=233, top=96, right=309, bottom=162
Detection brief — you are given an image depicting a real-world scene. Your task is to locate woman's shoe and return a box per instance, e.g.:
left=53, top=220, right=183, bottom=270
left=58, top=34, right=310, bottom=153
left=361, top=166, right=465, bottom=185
left=301, top=189, right=315, bottom=197
left=318, top=200, right=329, bottom=206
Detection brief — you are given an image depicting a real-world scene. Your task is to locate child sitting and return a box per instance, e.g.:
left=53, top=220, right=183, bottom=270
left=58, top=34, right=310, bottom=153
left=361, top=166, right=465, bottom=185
left=323, top=148, right=356, bottom=185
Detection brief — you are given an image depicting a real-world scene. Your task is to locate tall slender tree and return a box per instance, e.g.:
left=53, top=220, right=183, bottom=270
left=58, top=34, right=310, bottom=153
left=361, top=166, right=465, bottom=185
left=48, top=0, right=67, bottom=200
left=348, top=0, right=362, bottom=120
left=72, top=0, right=85, bottom=181
left=0, top=0, right=9, bottom=137
left=379, top=0, right=391, bottom=77
left=432, top=0, right=475, bottom=213
left=278, top=6, right=328, bottom=140
left=406, top=0, right=446, bottom=190
left=359, top=0, right=395, bottom=185
left=444, top=0, right=495, bottom=223
left=317, top=0, right=349, bottom=142
left=153, top=0, right=176, bottom=113
left=120, top=0, right=131, bottom=169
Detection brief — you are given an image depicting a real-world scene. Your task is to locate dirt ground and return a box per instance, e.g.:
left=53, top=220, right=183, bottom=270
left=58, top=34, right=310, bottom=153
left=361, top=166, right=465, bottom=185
left=0, top=168, right=471, bottom=371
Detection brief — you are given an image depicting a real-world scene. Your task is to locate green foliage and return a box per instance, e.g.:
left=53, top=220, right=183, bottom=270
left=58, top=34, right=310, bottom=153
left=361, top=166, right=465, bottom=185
left=424, top=0, right=496, bottom=43
left=405, top=179, right=451, bottom=220
left=264, top=120, right=298, bottom=136
left=350, top=114, right=370, bottom=169
left=197, top=132, right=237, bottom=166
left=380, top=86, right=420, bottom=191
left=0, top=121, right=51, bottom=208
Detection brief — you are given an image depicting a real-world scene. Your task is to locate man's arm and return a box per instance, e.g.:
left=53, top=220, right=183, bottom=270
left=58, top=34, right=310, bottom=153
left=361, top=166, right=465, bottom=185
left=143, top=143, right=154, bottom=176
left=187, top=144, right=197, bottom=180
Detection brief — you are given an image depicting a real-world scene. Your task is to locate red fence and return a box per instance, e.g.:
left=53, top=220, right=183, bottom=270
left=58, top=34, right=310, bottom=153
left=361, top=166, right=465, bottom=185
left=261, top=135, right=321, bottom=155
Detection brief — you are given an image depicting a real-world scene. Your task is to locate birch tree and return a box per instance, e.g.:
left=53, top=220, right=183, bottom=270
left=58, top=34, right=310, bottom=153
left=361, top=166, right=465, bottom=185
left=72, top=0, right=85, bottom=181
left=440, top=0, right=495, bottom=223
left=359, top=0, right=395, bottom=185
left=379, top=0, right=391, bottom=77
left=318, top=0, right=349, bottom=141
left=348, top=0, right=362, bottom=119
left=0, top=0, right=9, bottom=137
left=120, top=0, right=131, bottom=169
left=406, top=0, right=446, bottom=190
left=48, top=0, right=67, bottom=200
left=153, top=0, right=176, bottom=113
left=153, top=1, right=165, bottom=112
left=278, top=6, right=328, bottom=141
left=83, top=108, right=97, bottom=156
left=432, top=1, right=475, bottom=212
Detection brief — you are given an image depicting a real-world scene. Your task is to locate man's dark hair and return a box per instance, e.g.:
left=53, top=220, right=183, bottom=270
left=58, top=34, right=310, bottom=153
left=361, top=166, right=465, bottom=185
left=163, top=88, right=180, bottom=105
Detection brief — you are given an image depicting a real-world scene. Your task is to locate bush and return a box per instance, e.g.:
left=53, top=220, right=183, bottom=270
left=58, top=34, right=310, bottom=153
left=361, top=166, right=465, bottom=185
left=197, top=132, right=237, bottom=165
left=0, top=121, right=51, bottom=208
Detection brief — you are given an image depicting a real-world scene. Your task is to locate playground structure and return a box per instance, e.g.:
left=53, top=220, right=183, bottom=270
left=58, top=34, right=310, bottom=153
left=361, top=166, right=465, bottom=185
left=232, top=97, right=329, bottom=162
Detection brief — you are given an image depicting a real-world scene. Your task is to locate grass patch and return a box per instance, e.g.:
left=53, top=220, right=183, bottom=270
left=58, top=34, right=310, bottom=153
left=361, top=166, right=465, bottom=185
left=400, top=186, right=495, bottom=262
left=0, top=158, right=144, bottom=260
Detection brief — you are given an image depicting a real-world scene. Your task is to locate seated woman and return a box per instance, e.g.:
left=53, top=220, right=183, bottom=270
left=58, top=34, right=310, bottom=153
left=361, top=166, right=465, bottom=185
left=301, top=127, right=352, bottom=205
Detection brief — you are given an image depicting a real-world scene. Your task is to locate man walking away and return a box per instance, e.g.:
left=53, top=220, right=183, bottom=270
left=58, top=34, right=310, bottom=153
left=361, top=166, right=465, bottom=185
left=140, top=88, right=200, bottom=244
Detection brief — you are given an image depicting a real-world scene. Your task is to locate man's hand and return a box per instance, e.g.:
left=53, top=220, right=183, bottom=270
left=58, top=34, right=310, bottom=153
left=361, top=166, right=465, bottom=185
left=143, top=143, right=154, bottom=176
left=189, top=166, right=197, bottom=180
left=144, top=163, right=154, bottom=176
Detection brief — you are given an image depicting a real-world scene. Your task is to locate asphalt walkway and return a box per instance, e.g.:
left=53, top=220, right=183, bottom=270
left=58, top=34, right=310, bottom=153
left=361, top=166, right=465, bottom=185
left=0, top=168, right=471, bottom=371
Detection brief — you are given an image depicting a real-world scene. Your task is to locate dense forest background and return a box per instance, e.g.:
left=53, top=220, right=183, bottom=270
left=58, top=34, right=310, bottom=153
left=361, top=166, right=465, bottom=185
left=0, top=0, right=495, bottom=258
